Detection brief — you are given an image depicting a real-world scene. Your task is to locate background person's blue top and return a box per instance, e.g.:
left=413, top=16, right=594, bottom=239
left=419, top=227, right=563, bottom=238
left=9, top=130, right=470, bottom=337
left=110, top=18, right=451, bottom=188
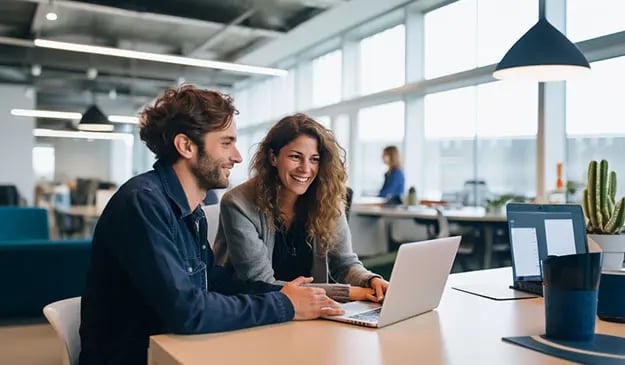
left=379, top=168, right=405, bottom=198
left=79, top=160, right=294, bottom=365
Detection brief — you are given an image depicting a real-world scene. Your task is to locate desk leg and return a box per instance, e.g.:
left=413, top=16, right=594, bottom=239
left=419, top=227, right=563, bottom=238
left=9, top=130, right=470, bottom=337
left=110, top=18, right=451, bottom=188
left=483, top=225, right=494, bottom=269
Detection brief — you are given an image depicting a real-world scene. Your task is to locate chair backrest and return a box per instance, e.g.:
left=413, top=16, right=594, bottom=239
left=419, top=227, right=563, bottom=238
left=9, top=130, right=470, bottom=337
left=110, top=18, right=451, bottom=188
left=434, top=207, right=450, bottom=238
left=43, top=297, right=81, bottom=365
left=345, top=187, right=353, bottom=219
left=0, top=207, right=50, bottom=240
left=0, top=185, right=21, bottom=206
left=202, top=204, right=221, bottom=246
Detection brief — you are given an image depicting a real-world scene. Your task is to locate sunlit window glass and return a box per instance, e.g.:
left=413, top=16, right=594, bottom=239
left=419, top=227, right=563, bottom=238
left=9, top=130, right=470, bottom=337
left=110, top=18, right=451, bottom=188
left=423, top=87, right=476, bottom=199
left=476, top=0, right=537, bottom=67
left=425, top=0, right=476, bottom=79
left=567, top=0, right=625, bottom=42
left=271, top=69, right=296, bottom=118
left=312, top=50, right=342, bottom=107
left=566, top=56, right=625, bottom=195
left=357, top=102, right=405, bottom=195
left=33, top=146, right=55, bottom=181
left=359, top=25, right=405, bottom=95
left=476, top=81, right=537, bottom=198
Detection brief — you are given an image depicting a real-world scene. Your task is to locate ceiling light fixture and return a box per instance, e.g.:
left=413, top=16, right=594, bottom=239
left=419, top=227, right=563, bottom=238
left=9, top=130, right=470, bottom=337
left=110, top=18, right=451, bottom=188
left=493, top=1, right=590, bottom=81
left=11, top=108, right=81, bottom=119
left=34, top=39, right=288, bottom=77
left=31, top=64, right=42, bottom=77
left=34, top=129, right=134, bottom=142
left=108, top=115, right=139, bottom=124
left=10, top=108, right=139, bottom=124
left=77, top=105, right=114, bottom=132
left=45, top=12, right=58, bottom=21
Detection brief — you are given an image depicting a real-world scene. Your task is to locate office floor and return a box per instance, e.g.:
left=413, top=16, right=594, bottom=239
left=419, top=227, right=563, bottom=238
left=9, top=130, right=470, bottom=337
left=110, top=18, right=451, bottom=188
left=0, top=317, right=61, bottom=365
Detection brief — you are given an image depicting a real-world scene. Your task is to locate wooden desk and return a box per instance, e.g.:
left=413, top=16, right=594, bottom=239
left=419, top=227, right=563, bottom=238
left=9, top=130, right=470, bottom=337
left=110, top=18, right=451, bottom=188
left=351, top=205, right=507, bottom=268
left=55, top=205, right=101, bottom=219
left=55, top=205, right=101, bottom=237
left=148, top=268, right=625, bottom=365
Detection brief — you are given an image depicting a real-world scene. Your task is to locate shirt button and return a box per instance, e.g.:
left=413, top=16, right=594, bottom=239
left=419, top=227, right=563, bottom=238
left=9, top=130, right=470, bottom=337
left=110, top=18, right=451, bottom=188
left=187, top=267, right=193, bottom=273
left=202, top=245, right=207, bottom=250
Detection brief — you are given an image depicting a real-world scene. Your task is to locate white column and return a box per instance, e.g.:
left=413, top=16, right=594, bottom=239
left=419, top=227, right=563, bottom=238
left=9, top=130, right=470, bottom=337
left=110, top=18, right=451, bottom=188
left=0, top=85, right=35, bottom=204
left=404, top=6, right=426, bottom=196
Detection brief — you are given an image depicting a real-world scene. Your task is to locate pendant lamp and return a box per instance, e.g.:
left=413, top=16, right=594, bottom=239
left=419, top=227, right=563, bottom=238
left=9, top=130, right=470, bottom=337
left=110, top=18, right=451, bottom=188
left=493, top=3, right=590, bottom=82
left=77, top=105, right=114, bottom=132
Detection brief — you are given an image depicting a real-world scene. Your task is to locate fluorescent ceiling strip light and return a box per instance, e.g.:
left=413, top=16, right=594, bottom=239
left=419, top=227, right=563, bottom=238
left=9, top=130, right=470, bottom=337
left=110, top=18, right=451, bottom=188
left=34, top=128, right=134, bottom=142
left=11, top=108, right=81, bottom=119
left=108, top=115, right=139, bottom=124
left=34, top=39, right=288, bottom=77
left=11, top=109, right=139, bottom=124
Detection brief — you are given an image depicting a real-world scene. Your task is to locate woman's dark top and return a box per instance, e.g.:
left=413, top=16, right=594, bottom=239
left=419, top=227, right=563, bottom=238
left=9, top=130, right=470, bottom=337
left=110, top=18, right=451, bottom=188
left=272, top=216, right=313, bottom=281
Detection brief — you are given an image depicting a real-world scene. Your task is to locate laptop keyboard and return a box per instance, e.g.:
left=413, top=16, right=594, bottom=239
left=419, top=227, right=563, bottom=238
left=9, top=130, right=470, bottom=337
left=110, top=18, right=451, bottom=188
left=512, top=281, right=543, bottom=296
left=349, top=307, right=382, bottom=322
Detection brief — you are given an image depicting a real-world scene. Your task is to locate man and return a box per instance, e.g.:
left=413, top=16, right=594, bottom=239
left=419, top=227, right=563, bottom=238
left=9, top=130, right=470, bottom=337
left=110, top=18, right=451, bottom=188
left=79, top=85, right=343, bottom=364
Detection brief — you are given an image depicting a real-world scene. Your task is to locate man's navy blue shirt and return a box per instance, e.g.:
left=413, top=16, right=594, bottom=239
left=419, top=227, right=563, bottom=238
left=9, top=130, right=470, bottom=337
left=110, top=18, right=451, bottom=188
left=79, top=161, right=294, bottom=365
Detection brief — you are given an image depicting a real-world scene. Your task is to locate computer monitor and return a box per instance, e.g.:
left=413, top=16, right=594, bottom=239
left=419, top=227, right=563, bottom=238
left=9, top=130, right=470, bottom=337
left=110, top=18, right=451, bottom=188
left=507, top=203, right=588, bottom=284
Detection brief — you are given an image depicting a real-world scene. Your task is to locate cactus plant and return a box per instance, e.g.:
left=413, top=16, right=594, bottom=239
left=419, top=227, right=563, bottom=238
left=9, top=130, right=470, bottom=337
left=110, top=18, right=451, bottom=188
left=582, top=159, right=625, bottom=234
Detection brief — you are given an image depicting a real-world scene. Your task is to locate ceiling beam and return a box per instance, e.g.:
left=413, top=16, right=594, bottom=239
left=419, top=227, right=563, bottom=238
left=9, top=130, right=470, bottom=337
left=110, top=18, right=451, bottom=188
left=187, top=9, right=256, bottom=57
left=14, top=0, right=284, bottom=39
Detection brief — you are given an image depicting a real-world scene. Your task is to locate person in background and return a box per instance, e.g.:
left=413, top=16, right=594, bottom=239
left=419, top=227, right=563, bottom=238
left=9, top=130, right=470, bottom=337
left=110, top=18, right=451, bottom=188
left=378, top=145, right=405, bottom=199
left=79, top=86, right=343, bottom=365
left=214, top=113, right=388, bottom=303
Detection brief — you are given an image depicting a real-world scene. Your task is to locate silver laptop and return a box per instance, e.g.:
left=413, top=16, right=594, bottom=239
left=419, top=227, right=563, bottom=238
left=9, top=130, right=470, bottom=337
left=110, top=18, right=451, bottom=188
left=323, top=236, right=461, bottom=328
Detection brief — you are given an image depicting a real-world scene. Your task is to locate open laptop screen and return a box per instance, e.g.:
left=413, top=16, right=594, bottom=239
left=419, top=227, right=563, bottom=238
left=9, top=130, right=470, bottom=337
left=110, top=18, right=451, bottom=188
left=507, top=203, right=588, bottom=282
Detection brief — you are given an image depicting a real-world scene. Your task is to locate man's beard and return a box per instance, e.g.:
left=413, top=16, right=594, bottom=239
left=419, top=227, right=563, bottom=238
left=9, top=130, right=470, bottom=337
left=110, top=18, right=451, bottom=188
left=191, top=150, right=228, bottom=190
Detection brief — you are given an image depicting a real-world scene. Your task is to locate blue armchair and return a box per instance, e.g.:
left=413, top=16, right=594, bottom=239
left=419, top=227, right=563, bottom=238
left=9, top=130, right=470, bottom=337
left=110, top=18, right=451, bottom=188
left=0, top=207, right=91, bottom=318
left=0, top=207, right=49, bottom=240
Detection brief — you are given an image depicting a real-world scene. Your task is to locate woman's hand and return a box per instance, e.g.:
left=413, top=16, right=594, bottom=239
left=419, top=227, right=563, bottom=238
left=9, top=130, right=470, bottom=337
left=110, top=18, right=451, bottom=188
left=369, top=277, right=389, bottom=302
left=348, top=286, right=378, bottom=302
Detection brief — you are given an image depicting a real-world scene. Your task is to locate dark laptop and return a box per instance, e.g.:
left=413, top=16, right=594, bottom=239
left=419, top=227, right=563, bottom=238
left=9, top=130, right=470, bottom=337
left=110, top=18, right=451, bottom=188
left=506, top=203, right=588, bottom=296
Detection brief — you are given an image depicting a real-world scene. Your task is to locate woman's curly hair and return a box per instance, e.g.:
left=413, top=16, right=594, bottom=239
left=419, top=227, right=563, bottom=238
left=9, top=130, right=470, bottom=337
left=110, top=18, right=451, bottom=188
left=250, top=113, right=348, bottom=254
left=139, top=84, right=237, bottom=164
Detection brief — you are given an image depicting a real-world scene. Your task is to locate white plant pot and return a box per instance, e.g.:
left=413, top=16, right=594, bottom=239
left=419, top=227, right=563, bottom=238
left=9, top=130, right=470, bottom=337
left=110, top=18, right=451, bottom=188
left=588, top=234, right=625, bottom=270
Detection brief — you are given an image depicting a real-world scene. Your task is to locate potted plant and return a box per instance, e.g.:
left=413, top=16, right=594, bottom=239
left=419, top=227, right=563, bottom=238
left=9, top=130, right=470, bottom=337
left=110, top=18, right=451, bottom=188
left=582, top=159, right=625, bottom=269
left=484, top=194, right=526, bottom=215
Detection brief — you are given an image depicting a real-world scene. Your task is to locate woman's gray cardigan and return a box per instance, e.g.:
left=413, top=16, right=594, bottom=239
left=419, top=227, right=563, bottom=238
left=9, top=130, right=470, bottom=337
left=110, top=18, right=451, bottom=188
left=213, top=179, right=379, bottom=302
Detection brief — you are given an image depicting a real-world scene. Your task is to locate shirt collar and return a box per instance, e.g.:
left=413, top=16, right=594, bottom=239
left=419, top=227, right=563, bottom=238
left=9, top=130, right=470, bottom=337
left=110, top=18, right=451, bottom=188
left=154, top=160, right=194, bottom=218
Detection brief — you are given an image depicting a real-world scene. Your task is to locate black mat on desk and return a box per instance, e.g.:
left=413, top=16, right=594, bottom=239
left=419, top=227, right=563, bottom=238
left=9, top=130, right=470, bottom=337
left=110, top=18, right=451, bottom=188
left=452, top=283, right=538, bottom=300
left=502, top=334, right=625, bottom=365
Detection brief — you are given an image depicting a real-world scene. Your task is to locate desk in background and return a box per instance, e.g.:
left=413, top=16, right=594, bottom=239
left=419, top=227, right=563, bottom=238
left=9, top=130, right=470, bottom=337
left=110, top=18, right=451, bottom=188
left=349, top=205, right=507, bottom=268
left=148, top=268, right=625, bottom=365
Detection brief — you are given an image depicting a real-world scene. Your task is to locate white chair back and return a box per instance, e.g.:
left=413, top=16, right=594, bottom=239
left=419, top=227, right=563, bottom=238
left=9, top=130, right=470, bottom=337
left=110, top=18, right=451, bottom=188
left=43, top=297, right=81, bottom=365
left=202, top=204, right=221, bottom=246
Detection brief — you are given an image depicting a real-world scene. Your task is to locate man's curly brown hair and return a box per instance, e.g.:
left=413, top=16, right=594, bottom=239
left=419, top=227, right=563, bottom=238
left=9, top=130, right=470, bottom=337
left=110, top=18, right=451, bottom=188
left=250, top=113, right=348, bottom=254
left=139, top=85, right=237, bottom=164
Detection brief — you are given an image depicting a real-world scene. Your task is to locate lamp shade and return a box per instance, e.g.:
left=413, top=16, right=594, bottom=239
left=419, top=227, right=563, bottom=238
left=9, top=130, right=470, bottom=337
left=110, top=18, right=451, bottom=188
left=77, top=105, right=114, bottom=132
left=493, top=18, right=591, bottom=82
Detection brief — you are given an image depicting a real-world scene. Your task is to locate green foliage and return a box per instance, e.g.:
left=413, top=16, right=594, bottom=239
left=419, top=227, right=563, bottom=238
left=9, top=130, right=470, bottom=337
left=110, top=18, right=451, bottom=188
left=582, top=159, right=625, bottom=234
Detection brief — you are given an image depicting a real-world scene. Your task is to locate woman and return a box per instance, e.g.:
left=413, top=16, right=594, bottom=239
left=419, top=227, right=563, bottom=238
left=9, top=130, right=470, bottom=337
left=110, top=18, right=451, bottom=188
left=214, top=113, right=388, bottom=302
left=378, top=145, right=405, bottom=199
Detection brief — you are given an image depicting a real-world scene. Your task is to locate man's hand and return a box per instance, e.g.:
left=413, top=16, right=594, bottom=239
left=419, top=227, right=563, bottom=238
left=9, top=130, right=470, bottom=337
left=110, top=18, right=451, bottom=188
left=280, top=277, right=344, bottom=320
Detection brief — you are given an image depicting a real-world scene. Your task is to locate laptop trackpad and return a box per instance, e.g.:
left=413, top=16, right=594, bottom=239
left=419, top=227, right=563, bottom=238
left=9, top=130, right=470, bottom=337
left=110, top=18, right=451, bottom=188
left=341, top=301, right=381, bottom=316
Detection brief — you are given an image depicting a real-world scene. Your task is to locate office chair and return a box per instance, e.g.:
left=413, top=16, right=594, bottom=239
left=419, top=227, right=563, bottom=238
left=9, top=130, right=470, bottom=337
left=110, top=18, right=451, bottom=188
left=43, top=296, right=82, bottom=365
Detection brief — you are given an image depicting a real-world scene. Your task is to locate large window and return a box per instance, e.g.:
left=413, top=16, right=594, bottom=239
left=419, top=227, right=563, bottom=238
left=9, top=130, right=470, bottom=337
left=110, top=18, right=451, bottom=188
left=567, top=0, right=625, bottom=42
left=566, top=56, right=625, bottom=195
left=359, top=25, right=405, bottom=95
left=356, top=101, right=405, bottom=195
left=423, top=81, right=537, bottom=202
left=312, top=50, right=342, bottom=107
left=425, top=0, right=536, bottom=79
left=33, top=145, right=55, bottom=181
